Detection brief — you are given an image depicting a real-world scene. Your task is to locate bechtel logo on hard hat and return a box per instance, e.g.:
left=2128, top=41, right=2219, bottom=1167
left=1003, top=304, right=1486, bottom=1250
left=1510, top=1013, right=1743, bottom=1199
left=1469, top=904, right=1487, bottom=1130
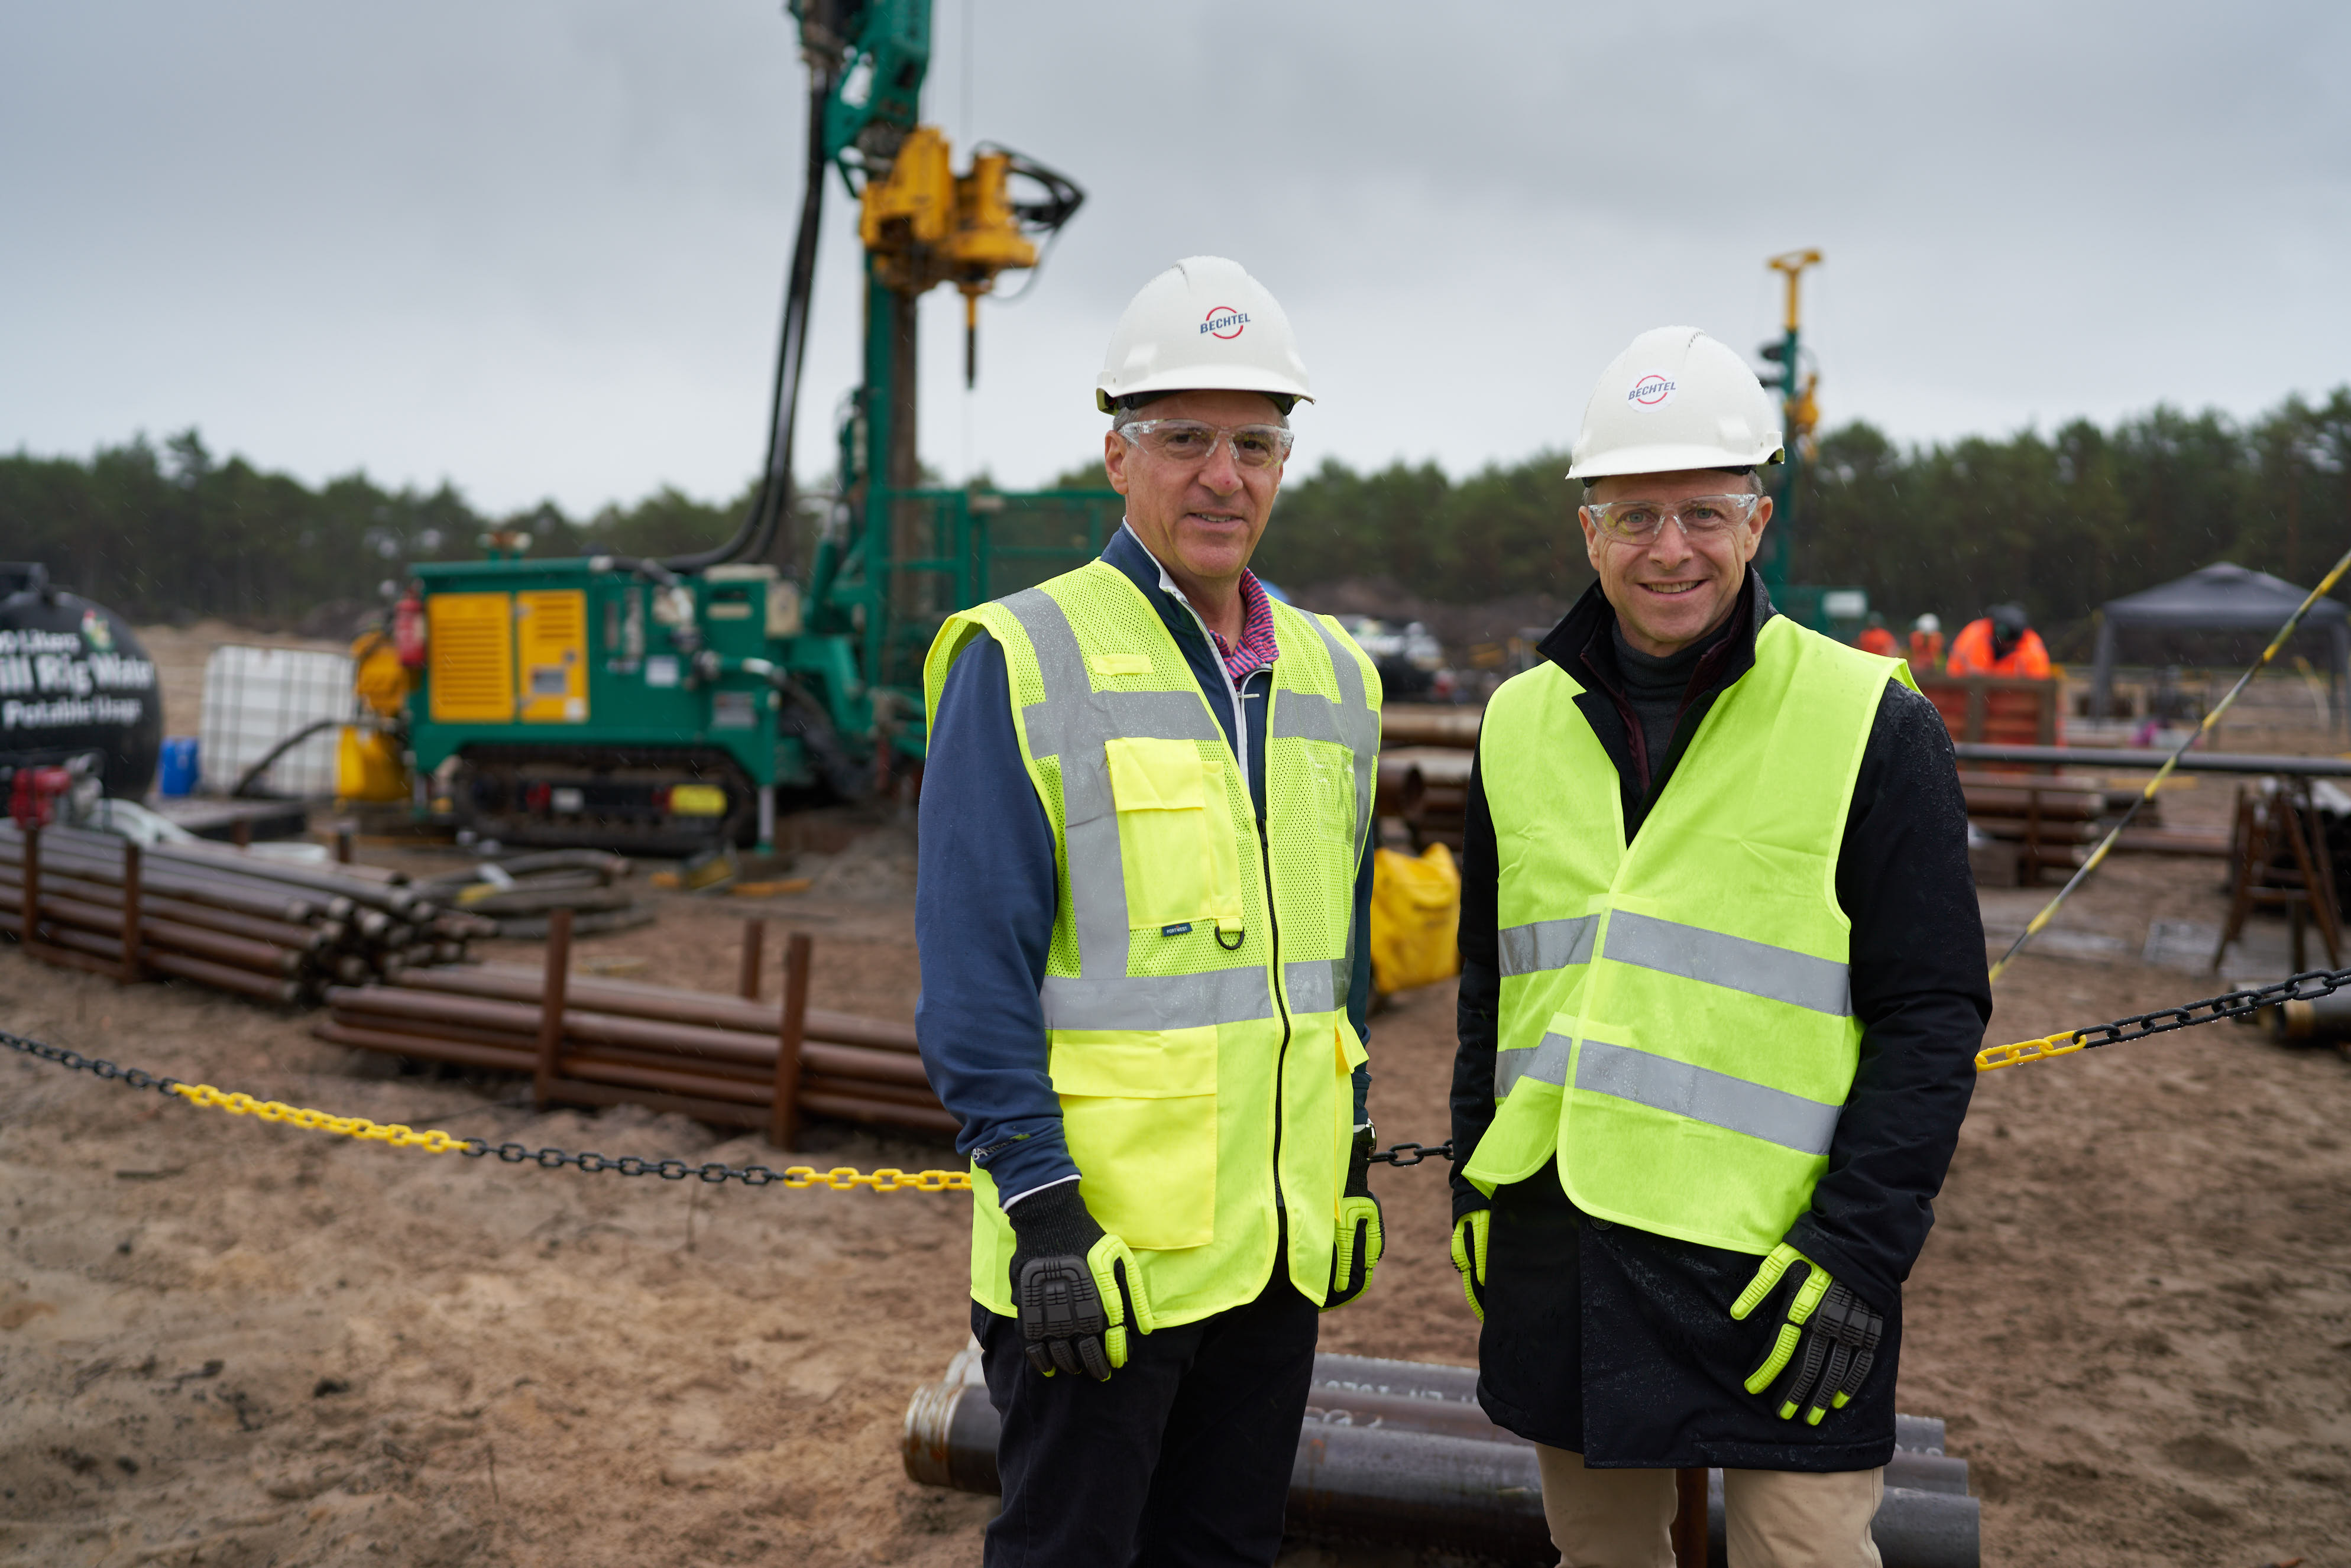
left=1202, top=307, right=1249, bottom=340
left=1627, top=373, right=1676, bottom=407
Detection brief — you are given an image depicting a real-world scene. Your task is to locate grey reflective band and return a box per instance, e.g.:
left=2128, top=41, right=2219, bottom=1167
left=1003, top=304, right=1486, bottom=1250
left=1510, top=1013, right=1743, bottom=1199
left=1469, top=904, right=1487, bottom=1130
left=1291, top=613, right=1380, bottom=855
left=1602, top=911, right=1852, bottom=1018
left=1495, top=1032, right=1572, bottom=1099
left=1288, top=614, right=1378, bottom=999
left=1269, top=691, right=1351, bottom=746
left=1573, top=1038, right=1841, bottom=1156
left=1042, top=968, right=1278, bottom=1032
left=1003, top=578, right=1368, bottom=1036
left=1498, top=916, right=1599, bottom=978
left=999, top=585, right=1223, bottom=988
left=1284, top=957, right=1349, bottom=1016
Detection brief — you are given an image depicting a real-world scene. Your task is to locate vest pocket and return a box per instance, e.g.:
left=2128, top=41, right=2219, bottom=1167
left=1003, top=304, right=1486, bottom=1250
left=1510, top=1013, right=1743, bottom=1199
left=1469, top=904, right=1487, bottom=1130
left=1105, top=737, right=1243, bottom=934
left=1051, top=1026, right=1218, bottom=1250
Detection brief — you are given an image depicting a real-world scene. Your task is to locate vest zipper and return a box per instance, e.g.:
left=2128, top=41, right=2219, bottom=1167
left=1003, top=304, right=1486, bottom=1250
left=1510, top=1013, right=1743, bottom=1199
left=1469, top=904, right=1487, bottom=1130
left=1261, top=814, right=1292, bottom=1219
left=1170, top=591, right=1293, bottom=1228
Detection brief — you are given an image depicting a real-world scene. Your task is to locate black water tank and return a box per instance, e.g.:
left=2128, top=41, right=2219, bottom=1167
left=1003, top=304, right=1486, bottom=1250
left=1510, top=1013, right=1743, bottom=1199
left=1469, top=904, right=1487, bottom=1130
left=0, top=564, right=164, bottom=798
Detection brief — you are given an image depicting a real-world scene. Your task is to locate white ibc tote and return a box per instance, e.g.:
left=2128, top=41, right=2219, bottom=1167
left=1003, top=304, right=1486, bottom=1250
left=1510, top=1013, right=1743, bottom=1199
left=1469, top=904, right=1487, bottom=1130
left=199, top=645, right=354, bottom=798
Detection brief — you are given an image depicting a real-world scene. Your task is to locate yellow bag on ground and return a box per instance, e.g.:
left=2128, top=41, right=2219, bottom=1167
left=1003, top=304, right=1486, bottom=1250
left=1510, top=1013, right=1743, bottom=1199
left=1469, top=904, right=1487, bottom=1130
left=336, top=727, right=409, bottom=802
left=1369, top=842, right=1462, bottom=996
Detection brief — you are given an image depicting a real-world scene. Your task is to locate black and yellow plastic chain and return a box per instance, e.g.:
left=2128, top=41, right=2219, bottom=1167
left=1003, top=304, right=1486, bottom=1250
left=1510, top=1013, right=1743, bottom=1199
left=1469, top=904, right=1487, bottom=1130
left=8, top=964, right=2343, bottom=1184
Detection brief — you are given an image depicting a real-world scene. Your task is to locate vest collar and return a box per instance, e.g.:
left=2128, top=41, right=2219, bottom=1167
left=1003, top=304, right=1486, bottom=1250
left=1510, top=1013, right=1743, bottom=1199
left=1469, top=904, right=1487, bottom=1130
left=1539, top=566, right=1776, bottom=710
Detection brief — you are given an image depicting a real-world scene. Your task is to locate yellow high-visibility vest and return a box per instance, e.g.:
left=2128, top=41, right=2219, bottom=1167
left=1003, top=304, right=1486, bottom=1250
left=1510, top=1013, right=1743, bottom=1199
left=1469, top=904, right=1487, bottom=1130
left=1463, top=616, right=1911, bottom=1254
left=924, top=559, right=1381, bottom=1326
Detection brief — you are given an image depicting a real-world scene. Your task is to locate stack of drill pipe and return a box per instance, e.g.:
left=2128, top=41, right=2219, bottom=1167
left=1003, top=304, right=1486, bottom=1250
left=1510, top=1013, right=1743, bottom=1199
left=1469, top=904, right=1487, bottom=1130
left=903, top=1349, right=1979, bottom=1568
left=1374, top=750, right=1474, bottom=852
left=314, top=961, right=954, bottom=1137
left=0, top=821, right=482, bottom=1003
left=1381, top=704, right=1485, bottom=750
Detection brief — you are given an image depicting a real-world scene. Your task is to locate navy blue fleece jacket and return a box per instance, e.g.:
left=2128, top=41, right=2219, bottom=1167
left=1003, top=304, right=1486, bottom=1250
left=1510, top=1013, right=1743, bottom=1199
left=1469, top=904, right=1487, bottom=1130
left=915, top=526, right=1375, bottom=1204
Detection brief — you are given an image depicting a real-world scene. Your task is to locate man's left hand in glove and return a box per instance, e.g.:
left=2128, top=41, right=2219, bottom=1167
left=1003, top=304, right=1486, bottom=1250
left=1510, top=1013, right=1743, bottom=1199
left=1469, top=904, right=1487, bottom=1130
left=1729, top=1243, right=1883, bottom=1426
left=1325, top=1127, right=1384, bottom=1310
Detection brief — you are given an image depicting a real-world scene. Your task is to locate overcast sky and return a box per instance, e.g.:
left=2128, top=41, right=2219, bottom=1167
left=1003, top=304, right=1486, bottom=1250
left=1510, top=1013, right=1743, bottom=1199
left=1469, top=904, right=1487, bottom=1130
left=4, top=1, right=2345, bottom=516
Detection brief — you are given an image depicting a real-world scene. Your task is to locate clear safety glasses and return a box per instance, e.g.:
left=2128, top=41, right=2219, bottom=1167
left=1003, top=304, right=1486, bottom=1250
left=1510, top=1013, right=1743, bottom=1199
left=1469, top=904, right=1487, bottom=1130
left=1116, top=420, right=1296, bottom=470
left=1582, top=493, right=1763, bottom=543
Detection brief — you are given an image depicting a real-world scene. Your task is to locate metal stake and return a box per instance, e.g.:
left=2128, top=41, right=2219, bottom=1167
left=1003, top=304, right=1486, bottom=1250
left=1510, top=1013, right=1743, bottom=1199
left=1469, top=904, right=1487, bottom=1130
left=534, top=908, right=573, bottom=1109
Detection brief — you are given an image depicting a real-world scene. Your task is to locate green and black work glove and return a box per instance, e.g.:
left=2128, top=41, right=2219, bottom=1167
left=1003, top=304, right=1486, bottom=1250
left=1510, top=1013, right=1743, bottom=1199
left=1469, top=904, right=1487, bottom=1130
left=1005, top=1180, right=1154, bottom=1381
left=1729, top=1243, right=1884, bottom=1426
left=1450, top=1207, right=1491, bottom=1322
left=1325, top=1128, right=1385, bottom=1310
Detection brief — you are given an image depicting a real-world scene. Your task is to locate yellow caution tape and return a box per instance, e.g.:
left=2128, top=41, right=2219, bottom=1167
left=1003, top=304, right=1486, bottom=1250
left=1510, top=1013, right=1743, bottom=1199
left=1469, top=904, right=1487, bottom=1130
left=1989, top=540, right=2351, bottom=984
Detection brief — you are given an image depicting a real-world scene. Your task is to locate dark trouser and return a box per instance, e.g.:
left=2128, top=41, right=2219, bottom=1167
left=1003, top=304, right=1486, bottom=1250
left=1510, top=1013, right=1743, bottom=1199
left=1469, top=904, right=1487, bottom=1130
left=974, top=1275, right=1319, bottom=1568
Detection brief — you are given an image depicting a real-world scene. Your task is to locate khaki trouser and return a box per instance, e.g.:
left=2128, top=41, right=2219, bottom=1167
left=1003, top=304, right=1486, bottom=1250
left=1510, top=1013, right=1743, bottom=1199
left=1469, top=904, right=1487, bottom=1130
left=1534, top=1446, right=1884, bottom=1568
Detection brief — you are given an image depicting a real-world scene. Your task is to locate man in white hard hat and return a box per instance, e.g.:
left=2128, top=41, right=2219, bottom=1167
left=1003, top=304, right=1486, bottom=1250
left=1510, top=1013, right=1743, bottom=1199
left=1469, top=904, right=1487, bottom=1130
left=915, top=256, right=1385, bottom=1566
left=1445, top=326, right=1989, bottom=1566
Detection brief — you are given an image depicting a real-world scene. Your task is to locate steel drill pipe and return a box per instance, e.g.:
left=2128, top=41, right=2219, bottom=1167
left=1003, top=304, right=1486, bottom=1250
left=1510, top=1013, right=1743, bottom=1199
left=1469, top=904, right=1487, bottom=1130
left=1296, top=1389, right=1968, bottom=1498
left=9, top=916, right=302, bottom=1003
left=1311, top=1353, right=1954, bottom=1468
left=1381, top=705, right=1485, bottom=748
left=321, top=985, right=932, bottom=1088
left=0, top=837, right=328, bottom=924
left=2276, top=991, right=2351, bottom=1041
left=0, top=839, right=349, bottom=926
left=18, top=893, right=306, bottom=975
left=311, top=1018, right=957, bottom=1135
left=2, top=896, right=306, bottom=978
left=1, top=825, right=462, bottom=1006
left=0, top=866, right=328, bottom=951
left=903, top=1356, right=1977, bottom=1568
left=397, top=963, right=921, bottom=1053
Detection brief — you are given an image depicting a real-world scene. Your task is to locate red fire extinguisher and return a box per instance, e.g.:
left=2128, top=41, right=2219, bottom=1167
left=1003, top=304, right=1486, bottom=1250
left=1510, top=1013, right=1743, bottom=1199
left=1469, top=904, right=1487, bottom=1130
left=8, top=766, right=74, bottom=828
left=393, top=588, right=427, bottom=669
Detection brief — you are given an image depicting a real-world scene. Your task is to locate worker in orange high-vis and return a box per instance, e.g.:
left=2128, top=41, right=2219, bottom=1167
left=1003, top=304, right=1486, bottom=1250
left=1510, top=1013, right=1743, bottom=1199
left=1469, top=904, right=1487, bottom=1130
left=1855, top=613, right=1898, bottom=658
left=1946, top=602, right=2051, bottom=678
left=1906, top=614, right=1944, bottom=675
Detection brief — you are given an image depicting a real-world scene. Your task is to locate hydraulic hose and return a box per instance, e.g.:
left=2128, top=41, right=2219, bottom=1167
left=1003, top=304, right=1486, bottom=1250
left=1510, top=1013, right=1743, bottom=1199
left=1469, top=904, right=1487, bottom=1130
left=662, top=58, right=836, bottom=574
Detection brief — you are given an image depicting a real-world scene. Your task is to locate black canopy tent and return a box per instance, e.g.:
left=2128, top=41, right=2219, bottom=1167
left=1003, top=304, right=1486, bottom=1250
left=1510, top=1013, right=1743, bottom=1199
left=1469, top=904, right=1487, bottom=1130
left=2089, top=562, right=2350, bottom=721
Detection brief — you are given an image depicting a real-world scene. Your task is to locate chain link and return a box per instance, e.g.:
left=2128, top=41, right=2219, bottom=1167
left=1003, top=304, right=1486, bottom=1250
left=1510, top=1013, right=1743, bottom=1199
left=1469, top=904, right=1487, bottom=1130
left=1975, top=964, right=2351, bottom=1071
left=2, top=1026, right=969, bottom=1190
left=1368, top=1139, right=1455, bottom=1167
left=24, top=950, right=2323, bottom=1181
left=0, top=1027, right=182, bottom=1094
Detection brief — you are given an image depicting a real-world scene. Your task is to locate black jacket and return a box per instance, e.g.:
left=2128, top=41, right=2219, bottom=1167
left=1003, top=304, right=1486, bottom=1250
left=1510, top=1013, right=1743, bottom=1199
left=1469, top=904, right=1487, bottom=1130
left=1449, top=570, right=1990, bottom=1467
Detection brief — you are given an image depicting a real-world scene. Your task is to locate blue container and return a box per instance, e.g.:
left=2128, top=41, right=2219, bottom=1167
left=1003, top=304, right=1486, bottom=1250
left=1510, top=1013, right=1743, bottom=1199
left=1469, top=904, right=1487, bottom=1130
left=157, top=737, right=200, bottom=798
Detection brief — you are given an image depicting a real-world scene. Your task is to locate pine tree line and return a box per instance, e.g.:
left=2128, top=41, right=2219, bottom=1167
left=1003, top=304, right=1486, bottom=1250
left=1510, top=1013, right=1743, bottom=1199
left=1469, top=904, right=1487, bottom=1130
left=5, top=390, right=2347, bottom=650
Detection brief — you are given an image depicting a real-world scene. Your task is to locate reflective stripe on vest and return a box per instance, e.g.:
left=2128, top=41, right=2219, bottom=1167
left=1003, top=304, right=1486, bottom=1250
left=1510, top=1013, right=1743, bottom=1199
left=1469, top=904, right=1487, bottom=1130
left=993, top=584, right=1261, bottom=1032
left=1498, top=915, right=1599, bottom=977
left=1495, top=1032, right=1839, bottom=1156
left=990, top=583, right=1378, bottom=1033
left=1497, top=914, right=1848, bottom=1015
left=1276, top=611, right=1381, bottom=857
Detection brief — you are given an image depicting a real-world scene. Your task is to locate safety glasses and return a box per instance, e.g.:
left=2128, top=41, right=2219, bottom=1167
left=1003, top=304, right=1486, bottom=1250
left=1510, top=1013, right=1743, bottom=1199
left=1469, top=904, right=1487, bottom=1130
left=1582, top=493, right=1763, bottom=543
left=1116, top=420, right=1295, bottom=470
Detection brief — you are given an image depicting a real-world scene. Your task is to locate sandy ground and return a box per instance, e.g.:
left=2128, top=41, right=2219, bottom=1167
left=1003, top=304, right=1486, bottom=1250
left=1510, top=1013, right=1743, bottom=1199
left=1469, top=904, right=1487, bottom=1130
left=5, top=779, right=2351, bottom=1565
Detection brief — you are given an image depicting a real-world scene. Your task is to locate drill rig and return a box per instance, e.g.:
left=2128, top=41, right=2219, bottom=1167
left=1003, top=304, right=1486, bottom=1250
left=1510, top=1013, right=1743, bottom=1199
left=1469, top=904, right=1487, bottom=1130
left=379, top=0, right=1118, bottom=854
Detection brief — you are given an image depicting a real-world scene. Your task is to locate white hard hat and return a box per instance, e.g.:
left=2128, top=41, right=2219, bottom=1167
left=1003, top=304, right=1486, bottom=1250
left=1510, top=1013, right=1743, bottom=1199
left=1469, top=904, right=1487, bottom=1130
left=1094, top=255, right=1313, bottom=414
left=1567, top=325, right=1784, bottom=481
left=1915, top=613, right=1941, bottom=633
